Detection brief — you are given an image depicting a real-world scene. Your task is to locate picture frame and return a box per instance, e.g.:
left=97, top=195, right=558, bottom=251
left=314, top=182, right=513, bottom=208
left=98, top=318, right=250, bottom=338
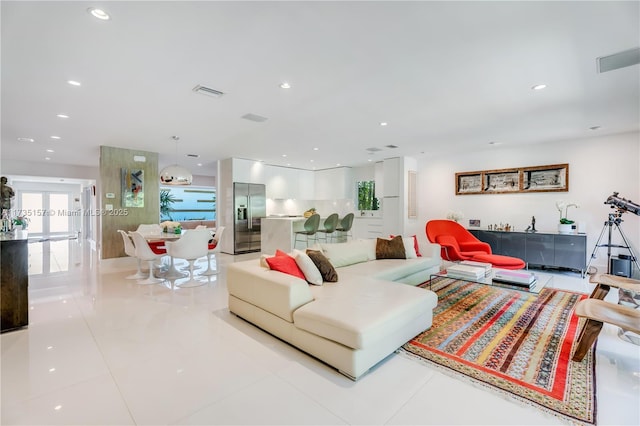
left=455, top=163, right=569, bottom=195
left=483, top=169, right=520, bottom=193
left=521, top=163, right=569, bottom=192
left=122, top=168, right=144, bottom=207
left=455, top=172, right=482, bottom=194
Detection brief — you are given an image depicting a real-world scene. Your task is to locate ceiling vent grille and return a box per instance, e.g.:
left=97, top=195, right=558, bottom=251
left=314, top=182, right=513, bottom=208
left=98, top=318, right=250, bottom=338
left=241, top=113, right=268, bottom=122
left=366, top=147, right=382, bottom=152
left=597, top=47, right=640, bottom=73
left=385, top=144, right=399, bottom=149
left=192, top=85, right=224, bottom=98
left=186, top=154, right=200, bottom=158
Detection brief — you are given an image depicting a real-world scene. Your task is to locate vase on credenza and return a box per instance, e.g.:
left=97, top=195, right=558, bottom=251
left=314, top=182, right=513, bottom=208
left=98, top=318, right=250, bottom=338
left=558, top=223, right=573, bottom=234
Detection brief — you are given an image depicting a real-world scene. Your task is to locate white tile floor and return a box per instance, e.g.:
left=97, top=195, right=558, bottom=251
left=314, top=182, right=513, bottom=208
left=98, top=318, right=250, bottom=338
left=1, top=238, right=639, bottom=425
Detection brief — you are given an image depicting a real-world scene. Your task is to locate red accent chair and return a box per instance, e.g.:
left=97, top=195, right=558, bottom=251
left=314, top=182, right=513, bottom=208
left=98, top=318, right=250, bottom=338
left=426, top=220, right=491, bottom=261
left=425, top=220, right=525, bottom=269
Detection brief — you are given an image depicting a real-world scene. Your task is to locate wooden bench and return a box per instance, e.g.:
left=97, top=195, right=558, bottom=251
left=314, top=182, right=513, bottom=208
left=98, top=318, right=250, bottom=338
left=572, top=298, right=640, bottom=361
left=588, top=273, right=640, bottom=300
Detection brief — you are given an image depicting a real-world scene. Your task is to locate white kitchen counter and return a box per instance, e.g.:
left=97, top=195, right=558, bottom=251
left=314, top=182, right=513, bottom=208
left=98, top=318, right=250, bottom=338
left=261, top=216, right=332, bottom=254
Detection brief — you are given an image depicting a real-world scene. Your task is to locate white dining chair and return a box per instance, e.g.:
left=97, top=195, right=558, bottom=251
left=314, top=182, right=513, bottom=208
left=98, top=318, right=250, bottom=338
left=118, top=229, right=146, bottom=279
left=130, top=231, right=167, bottom=285
left=165, top=228, right=211, bottom=287
left=201, top=226, right=224, bottom=276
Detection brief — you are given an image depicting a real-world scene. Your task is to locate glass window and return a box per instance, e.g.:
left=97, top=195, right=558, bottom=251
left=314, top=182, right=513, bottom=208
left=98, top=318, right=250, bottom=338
left=357, top=181, right=379, bottom=211
left=160, top=186, right=216, bottom=221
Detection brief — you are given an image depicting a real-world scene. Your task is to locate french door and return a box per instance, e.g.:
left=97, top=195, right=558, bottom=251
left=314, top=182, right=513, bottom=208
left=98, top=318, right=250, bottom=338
left=19, top=191, right=72, bottom=237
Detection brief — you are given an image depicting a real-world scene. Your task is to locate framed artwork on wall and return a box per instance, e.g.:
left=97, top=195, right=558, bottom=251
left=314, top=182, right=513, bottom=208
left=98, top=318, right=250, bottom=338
left=455, top=172, right=482, bottom=194
left=521, top=164, right=569, bottom=192
left=455, top=163, right=569, bottom=195
left=122, top=168, right=144, bottom=207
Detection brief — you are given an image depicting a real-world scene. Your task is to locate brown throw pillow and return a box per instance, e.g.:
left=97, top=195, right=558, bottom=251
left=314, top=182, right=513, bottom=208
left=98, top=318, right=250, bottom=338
left=376, top=235, right=406, bottom=259
left=306, top=250, right=338, bottom=282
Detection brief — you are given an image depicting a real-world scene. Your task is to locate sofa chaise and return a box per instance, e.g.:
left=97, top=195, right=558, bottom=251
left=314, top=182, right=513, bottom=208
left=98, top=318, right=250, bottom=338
left=227, top=238, right=440, bottom=380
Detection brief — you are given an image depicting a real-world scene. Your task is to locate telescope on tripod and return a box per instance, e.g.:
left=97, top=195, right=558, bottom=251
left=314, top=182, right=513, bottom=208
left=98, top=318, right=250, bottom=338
left=585, top=192, right=640, bottom=276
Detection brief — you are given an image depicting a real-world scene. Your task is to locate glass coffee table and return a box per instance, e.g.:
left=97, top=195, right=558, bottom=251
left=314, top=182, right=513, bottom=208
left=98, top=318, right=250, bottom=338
left=429, top=267, right=553, bottom=294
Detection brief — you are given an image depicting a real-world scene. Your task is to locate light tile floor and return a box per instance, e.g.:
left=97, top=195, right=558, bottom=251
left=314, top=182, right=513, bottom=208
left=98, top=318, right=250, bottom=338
left=1, top=239, right=639, bottom=425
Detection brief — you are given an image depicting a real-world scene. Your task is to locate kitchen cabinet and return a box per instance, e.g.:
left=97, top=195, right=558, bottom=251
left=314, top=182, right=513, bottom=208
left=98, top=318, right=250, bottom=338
left=374, top=161, right=384, bottom=198
left=315, top=167, right=353, bottom=200
left=383, top=157, right=401, bottom=197
left=353, top=217, right=384, bottom=239
left=469, top=230, right=587, bottom=274
left=265, top=167, right=315, bottom=200
left=1, top=232, right=29, bottom=333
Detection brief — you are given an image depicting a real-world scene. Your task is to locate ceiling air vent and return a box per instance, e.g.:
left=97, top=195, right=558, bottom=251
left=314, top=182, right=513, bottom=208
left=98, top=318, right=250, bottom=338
left=385, top=144, right=399, bottom=149
left=192, top=85, right=224, bottom=98
left=366, top=147, right=382, bottom=152
left=186, top=154, right=200, bottom=158
left=597, top=47, right=640, bottom=73
left=241, top=113, right=268, bottom=122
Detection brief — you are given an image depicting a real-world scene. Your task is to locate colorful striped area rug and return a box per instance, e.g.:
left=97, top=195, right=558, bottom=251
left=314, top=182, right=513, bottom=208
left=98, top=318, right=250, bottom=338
left=402, top=278, right=596, bottom=425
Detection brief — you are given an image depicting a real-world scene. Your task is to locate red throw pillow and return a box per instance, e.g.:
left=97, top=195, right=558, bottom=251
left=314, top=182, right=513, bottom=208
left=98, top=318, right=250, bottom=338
left=207, top=242, right=217, bottom=250
left=265, top=252, right=306, bottom=280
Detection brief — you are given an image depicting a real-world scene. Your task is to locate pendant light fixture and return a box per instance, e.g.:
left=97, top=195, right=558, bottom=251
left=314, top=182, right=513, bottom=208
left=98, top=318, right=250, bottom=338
left=160, top=136, right=193, bottom=185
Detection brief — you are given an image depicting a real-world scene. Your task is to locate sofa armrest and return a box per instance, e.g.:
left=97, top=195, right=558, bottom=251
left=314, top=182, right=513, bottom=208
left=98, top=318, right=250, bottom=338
left=421, top=242, right=441, bottom=260
left=227, top=261, right=314, bottom=323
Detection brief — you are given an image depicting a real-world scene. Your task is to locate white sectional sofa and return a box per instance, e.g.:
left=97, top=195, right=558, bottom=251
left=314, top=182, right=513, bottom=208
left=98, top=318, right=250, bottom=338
left=227, top=239, right=441, bottom=380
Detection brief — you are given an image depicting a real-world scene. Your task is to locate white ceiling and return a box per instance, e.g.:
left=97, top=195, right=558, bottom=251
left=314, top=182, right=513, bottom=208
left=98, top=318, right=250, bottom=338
left=2, top=1, right=639, bottom=176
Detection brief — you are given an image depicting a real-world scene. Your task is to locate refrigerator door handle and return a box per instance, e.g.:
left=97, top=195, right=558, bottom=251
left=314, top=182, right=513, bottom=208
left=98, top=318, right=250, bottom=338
left=247, top=196, right=252, bottom=230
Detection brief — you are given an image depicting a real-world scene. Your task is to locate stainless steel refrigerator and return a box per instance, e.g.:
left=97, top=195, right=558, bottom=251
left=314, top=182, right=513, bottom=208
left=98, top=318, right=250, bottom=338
left=233, top=182, right=266, bottom=253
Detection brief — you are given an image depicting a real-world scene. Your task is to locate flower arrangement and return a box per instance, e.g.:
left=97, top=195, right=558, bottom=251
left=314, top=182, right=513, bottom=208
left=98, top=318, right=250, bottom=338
left=555, top=200, right=579, bottom=224
left=446, top=211, right=464, bottom=222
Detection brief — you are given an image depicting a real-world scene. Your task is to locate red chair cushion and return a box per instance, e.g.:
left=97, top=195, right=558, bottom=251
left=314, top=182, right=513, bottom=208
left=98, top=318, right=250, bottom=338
left=208, top=242, right=217, bottom=250
left=472, top=253, right=525, bottom=270
left=436, top=235, right=460, bottom=251
left=148, top=241, right=166, bottom=255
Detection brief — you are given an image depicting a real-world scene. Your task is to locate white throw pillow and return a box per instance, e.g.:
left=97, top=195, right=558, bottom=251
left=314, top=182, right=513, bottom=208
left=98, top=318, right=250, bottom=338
left=293, top=249, right=323, bottom=285
left=259, top=254, right=273, bottom=268
left=320, top=241, right=369, bottom=268
left=403, top=237, right=418, bottom=259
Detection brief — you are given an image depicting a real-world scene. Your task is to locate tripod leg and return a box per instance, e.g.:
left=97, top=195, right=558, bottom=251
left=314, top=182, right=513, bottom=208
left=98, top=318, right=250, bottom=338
left=614, top=224, right=640, bottom=276
left=585, top=221, right=610, bottom=276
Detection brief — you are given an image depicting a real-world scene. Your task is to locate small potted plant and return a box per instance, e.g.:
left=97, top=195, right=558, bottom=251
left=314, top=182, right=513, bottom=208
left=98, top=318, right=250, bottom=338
left=556, top=201, right=579, bottom=233
left=12, top=216, right=29, bottom=230
left=303, top=208, right=317, bottom=218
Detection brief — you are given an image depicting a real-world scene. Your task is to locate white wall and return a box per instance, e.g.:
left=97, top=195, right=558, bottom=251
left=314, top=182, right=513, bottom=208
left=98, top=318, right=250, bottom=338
left=417, top=132, right=640, bottom=271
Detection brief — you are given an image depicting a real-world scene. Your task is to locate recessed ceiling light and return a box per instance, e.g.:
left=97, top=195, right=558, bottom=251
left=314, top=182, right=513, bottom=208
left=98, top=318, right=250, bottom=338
left=310, top=160, right=314, bottom=163
left=286, top=163, right=291, bottom=166
left=380, top=122, right=388, bottom=126
left=531, top=84, right=547, bottom=90
left=589, top=125, right=602, bottom=130
left=313, top=147, right=319, bottom=151
left=197, top=163, right=203, bottom=167
left=45, top=157, right=51, bottom=160
left=336, top=163, right=341, bottom=166
left=67, top=80, right=81, bottom=86
left=282, top=154, right=287, bottom=158
left=279, top=82, right=291, bottom=89
left=87, top=8, right=110, bottom=20
left=17, top=137, right=34, bottom=142
left=57, top=114, right=69, bottom=119
left=368, top=159, right=373, bottom=162
left=46, top=149, right=55, bottom=153
left=50, top=136, right=61, bottom=140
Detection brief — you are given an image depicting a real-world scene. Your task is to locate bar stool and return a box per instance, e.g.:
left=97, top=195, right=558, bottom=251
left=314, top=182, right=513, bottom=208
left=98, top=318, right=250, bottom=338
left=335, top=213, right=354, bottom=241
left=317, top=213, right=339, bottom=243
left=294, top=214, right=320, bottom=248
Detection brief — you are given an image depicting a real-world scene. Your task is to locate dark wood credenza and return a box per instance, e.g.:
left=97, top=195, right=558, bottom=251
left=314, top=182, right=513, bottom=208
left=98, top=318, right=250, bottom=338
left=1, top=231, right=29, bottom=332
left=469, top=229, right=587, bottom=275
